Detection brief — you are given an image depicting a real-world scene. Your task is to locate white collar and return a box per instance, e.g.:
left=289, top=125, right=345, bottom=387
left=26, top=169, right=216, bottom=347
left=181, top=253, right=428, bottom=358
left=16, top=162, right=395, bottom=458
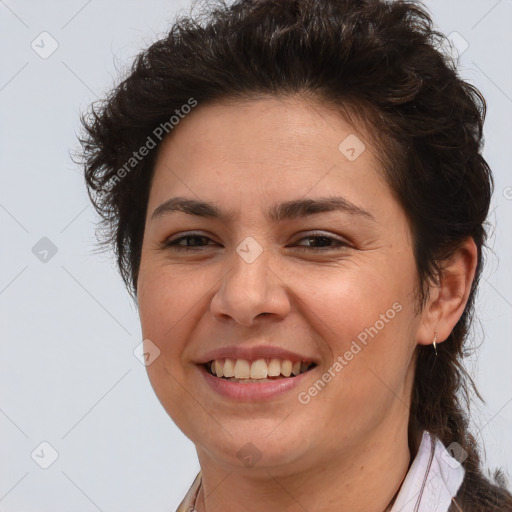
left=390, top=430, right=465, bottom=512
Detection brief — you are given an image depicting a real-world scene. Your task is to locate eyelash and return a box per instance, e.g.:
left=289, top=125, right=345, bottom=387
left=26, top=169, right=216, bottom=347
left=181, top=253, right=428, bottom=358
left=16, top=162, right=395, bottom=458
left=162, top=232, right=349, bottom=252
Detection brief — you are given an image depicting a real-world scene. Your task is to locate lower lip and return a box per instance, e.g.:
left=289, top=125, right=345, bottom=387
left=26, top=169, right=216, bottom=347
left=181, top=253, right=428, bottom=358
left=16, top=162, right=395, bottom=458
left=198, top=364, right=314, bottom=401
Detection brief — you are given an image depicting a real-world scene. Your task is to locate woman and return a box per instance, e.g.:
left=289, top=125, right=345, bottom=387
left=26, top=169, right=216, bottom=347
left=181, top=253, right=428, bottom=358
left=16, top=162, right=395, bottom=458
left=79, top=0, right=512, bottom=510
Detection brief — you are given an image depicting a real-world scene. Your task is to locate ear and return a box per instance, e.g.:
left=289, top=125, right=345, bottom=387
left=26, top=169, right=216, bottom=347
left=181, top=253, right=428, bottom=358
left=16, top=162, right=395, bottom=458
left=416, top=237, right=478, bottom=347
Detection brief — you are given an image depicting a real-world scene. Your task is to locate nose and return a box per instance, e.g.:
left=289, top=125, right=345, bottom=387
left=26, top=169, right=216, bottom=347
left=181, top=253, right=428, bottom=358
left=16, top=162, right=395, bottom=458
left=209, top=245, right=291, bottom=327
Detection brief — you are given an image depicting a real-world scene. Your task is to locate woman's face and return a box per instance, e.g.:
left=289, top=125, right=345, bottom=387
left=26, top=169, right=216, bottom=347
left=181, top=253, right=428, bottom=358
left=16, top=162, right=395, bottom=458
left=137, top=96, right=425, bottom=474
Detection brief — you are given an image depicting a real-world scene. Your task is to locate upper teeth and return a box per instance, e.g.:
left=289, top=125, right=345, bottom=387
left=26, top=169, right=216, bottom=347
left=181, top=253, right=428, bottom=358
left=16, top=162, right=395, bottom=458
left=209, top=358, right=313, bottom=379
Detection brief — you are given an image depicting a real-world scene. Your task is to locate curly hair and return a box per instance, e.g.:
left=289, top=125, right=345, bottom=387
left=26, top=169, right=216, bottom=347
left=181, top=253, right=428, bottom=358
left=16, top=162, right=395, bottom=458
left=78, top=0, right=512, bottom=509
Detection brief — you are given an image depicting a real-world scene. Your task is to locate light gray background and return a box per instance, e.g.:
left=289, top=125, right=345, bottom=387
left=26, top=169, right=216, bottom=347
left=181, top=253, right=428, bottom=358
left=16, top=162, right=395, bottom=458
left=1, top=1, right=511, bottom=511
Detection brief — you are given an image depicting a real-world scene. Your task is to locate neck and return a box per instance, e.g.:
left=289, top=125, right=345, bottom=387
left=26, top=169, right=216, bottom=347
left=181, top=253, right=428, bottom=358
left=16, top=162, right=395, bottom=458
left=194, top=414, right=421, bottom=512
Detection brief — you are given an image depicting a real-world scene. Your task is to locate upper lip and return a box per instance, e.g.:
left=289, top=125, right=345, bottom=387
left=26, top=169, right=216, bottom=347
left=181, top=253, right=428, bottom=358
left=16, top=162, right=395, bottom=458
left=196, top=345, right=319, bottom=365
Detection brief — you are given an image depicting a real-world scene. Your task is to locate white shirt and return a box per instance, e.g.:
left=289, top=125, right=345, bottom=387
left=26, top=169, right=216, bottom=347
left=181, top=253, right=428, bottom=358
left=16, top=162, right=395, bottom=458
left=176, top=430, right=465, bottom=512
left=390, top=430, right=465, bottom=512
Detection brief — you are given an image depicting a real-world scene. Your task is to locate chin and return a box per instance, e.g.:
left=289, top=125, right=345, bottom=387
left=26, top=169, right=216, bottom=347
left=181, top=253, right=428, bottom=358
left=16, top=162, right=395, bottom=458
left=193, top=416, right=315, bottom=472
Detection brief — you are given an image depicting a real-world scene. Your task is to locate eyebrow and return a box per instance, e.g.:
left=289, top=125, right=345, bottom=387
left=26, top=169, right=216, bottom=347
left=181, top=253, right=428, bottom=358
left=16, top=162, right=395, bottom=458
left=151, top=196, right=376, bottom=223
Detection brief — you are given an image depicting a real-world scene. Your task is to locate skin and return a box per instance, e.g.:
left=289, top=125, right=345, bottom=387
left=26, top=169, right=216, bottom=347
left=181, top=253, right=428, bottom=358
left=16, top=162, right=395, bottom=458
left=136, top=95, right=477, bottom=512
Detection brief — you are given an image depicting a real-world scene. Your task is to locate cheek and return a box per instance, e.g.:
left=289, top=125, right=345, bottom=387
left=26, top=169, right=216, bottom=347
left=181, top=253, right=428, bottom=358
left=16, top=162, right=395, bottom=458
left=137, top=263, right=201, bottom=373
left=294, top=255, right=412, bottom=339
left=293, top=254, right=417, bottom=394
left=138, top=262, right=199, bottom=332
left=137, top=265, right=200, bottom=428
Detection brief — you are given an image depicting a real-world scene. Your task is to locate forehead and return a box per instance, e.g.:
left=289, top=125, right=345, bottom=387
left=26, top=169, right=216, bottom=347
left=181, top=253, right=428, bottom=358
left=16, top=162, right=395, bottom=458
left=155, top=95, right=376, bottom=167
left=148, top=95, right=392, bottom=220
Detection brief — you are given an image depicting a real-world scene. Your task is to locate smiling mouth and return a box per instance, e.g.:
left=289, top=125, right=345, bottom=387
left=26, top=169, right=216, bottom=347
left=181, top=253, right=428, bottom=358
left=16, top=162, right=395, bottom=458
left=204, top=358, right=317, bottom=383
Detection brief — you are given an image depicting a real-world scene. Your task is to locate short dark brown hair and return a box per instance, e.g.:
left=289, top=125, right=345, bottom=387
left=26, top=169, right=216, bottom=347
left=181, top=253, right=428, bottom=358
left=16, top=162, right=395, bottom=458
left=78, top=0, right=512, bottom=508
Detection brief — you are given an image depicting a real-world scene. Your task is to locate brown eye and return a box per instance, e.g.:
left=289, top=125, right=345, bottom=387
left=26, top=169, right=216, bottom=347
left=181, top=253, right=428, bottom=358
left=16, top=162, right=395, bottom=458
left=163, top=234, right=218, bottom=251
left=293, top=233, right=349, bottom=252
